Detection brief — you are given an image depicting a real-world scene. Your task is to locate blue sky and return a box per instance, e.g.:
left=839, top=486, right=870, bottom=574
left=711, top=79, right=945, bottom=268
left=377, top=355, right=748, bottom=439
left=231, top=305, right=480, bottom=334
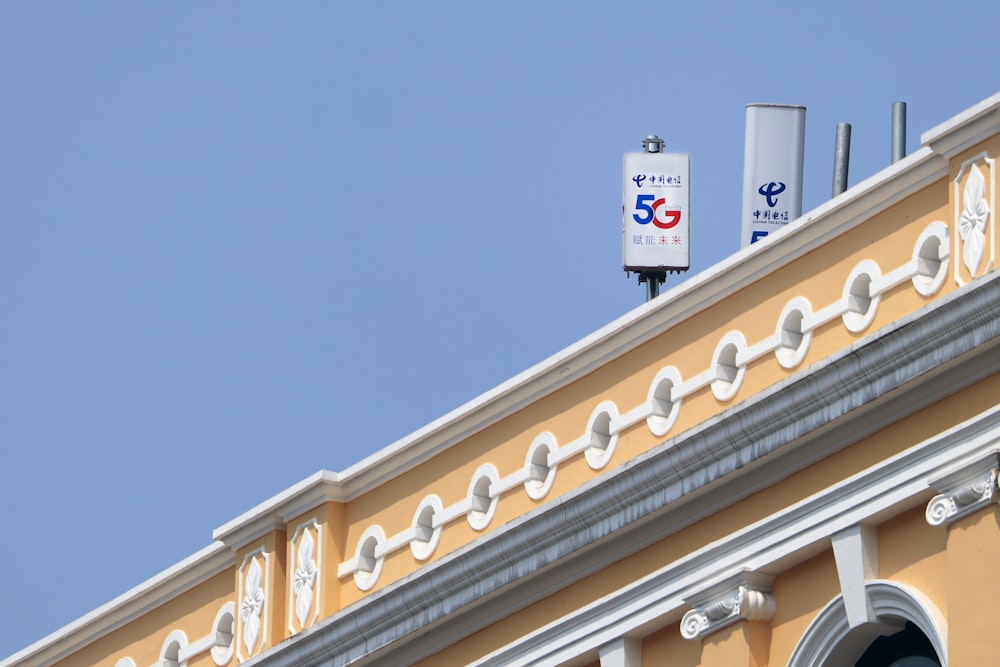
left=2, top=2, right=998, bottom=659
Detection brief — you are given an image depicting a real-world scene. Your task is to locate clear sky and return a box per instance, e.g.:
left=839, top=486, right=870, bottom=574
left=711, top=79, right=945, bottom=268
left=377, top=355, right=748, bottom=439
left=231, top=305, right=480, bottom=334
left=2, top=2, right=997, bottom=659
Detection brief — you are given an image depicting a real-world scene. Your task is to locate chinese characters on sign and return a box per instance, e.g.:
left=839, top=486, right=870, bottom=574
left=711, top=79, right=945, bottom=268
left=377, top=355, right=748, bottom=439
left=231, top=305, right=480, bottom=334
left=623, top=152, right=690, bottom=273
left=739, top=104, right=805, bottom=247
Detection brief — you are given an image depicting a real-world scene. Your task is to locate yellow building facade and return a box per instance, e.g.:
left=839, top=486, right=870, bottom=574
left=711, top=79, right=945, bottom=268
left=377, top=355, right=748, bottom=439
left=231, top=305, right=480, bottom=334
left=6, top=92, right=1000, bottom=667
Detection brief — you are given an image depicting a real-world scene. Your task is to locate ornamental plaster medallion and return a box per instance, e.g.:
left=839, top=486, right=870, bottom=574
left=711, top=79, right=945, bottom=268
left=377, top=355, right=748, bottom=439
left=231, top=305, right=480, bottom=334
left=290, top=522, right=320, bottom=632
left=238, top=552, right=268, bottom=660
left=954, top=153, right=995, bottom=285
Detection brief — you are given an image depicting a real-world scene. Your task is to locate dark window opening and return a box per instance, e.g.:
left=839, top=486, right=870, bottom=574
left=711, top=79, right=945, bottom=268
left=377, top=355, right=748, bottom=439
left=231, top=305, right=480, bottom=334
left=853, top=622, right=940, bottom=667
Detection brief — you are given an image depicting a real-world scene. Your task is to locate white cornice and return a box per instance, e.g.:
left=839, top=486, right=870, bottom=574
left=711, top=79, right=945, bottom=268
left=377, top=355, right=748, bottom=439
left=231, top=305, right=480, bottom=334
left=212, top=470, right=343, bottom=546
left=0, top=543, right=232, bottom=667
left=922, top=90, right=1000, bottom=159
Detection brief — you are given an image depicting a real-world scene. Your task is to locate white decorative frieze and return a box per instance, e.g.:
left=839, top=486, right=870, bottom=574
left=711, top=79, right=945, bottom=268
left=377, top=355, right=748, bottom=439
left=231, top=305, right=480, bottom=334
left=680, top=571, right=775, bottom=640
left=290, top=520, right=320, bottom=633
left=954, top=153, right=995, bottom=285
left=238, top=550, right=269, bottom=661
left=926, top=454, right=999, bottom=526
left=337, top=222, right=953, bottom=591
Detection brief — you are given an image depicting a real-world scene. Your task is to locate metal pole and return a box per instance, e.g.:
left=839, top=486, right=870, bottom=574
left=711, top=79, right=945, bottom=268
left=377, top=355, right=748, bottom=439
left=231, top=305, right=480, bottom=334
left=641, top=135, right=666, bottom=302
left=832, top=122, right=852, bottom=197
left=891, top=102, right=907, bottom=164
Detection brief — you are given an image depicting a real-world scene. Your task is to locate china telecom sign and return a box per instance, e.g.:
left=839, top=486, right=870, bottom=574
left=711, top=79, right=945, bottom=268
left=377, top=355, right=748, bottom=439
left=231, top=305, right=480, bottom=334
left=623, top=151, right=690, bottom=272
left=740, top=103, right=805, bottom=247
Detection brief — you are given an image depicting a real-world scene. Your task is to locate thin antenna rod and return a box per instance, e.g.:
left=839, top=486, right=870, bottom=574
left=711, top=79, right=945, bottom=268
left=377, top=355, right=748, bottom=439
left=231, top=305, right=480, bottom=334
left=832, top=123, right=852, bottom=196
left=891, top=102, right=907, bottom=164
left=640, top=135, right=666, bottom=302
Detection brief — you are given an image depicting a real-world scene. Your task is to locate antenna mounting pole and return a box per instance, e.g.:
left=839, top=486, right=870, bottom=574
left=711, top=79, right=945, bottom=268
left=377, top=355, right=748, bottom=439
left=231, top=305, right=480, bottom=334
left=639, top=135, right=667, bottom=302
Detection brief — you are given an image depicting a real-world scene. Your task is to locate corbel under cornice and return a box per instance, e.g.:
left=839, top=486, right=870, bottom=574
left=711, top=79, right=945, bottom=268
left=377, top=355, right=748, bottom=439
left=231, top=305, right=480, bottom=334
left=925, top=451, right=1000, bottom=526
left=680, top=571, right=775, bottom=640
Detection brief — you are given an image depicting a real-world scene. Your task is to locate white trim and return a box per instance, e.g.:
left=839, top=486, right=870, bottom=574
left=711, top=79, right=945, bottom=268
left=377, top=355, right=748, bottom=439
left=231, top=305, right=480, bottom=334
left=210, top=602, right=236, bottom=666
left=787, top=580, right=947, bottom=667
left=524, top=433, right=557, bottom=500
left=646, top=366, right=681, bottom=436
left=585, top=401, right=619, bottom=470
left=157, top=629, right=187, bottom=667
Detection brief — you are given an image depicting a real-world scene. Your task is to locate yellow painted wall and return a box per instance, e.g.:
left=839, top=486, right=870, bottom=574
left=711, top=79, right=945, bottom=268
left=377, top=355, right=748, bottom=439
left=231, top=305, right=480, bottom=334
left=944, top=506, right=1000, bottom=665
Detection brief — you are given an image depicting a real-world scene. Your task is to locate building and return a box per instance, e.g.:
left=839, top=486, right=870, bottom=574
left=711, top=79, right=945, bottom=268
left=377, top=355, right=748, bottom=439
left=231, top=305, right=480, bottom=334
left=5, top=91, right=1000, bottom=667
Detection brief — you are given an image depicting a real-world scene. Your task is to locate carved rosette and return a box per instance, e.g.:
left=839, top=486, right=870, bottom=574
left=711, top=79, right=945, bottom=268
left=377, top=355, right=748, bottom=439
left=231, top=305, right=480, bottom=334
left=680, top=572, right=775, bottom=640
left=926, top=466, right=998, bottom=526
left=289, top=520, right=321, bottom=634
left=238, top=551, right=268, bottom=661
left=954, top=154, right=995, bottom=286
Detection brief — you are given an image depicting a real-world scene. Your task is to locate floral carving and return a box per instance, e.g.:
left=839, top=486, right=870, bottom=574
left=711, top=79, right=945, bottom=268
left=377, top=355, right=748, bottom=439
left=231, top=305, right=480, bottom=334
left=294, top=529, right=318, bottom=628
left=959, top=165, right=990, bottom=278
left=241, top=558, right=265, bottom=655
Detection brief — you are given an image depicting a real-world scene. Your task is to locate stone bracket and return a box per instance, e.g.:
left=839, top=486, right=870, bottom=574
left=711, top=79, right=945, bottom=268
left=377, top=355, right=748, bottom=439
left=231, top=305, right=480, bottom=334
left=926, top=452, right=1000, bottom=526
left=680, top=571, right=775, bottom=640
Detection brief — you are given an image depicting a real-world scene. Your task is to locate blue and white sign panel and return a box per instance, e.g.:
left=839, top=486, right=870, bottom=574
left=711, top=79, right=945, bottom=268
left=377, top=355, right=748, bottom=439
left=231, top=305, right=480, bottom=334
left=622, top=152, right=690, bottom=272
left=740, top=104, right=805, bottom=247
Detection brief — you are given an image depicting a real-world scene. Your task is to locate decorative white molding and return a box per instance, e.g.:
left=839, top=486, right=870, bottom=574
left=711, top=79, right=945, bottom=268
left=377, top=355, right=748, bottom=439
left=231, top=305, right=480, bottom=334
left=289, top=520, right=320, bottom=633
left=680, top=571, right=775, bottom=640
left=788, top=580, right=947, bottom=667
left=911, top=222, right=950, bottom=296
left=111, top=602, right=235, bottom=667
left=831, top=525, right=878, bottom=628
left=210, top=602, right=236, bottom=666
left=524, top=433, right=557, bottom=500
left=710, top=331, right=747, bottom=402
left=646, top=366, right=682, bottom=436
left=585, top=401, right=620, bottom=469
left=954, top=153, right=995, bottom=286
left=925, top=452, right=1000, bottom=526
left=157, top=629, right=187, bottom=667
left=238, top=550, right=268, bottom=661
left=335, top=222, right=954, bottom=589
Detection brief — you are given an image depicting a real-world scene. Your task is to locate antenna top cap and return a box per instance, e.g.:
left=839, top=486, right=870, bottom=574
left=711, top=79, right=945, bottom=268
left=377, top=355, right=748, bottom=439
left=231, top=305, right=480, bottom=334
left=643, top=135, right=663, bottom=153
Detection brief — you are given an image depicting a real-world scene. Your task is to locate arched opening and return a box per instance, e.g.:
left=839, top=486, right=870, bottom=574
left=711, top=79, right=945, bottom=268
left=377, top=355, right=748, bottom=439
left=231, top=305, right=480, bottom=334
left=788, top=581, right=946, bottom=667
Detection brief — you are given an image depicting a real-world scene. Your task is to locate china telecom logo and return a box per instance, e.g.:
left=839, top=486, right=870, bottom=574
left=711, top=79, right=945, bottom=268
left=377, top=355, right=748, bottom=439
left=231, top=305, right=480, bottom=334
left=758, top=181, right=786, bottom=207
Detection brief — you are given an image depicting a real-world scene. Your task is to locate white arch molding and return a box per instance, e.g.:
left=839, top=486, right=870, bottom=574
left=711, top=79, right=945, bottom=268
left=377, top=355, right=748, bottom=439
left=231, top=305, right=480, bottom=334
left=788, top=580, right=947, bottom=667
